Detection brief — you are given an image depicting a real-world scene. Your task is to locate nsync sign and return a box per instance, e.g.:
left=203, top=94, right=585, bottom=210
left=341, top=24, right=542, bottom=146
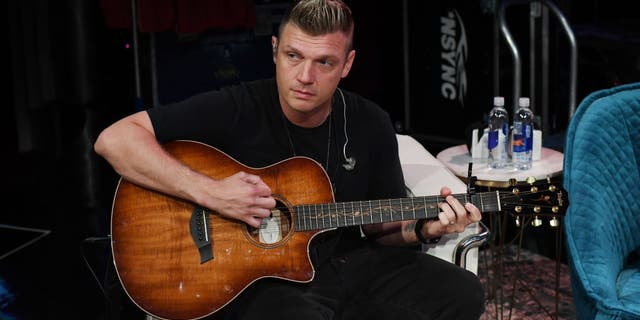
left=406, top=1, right=492, bottom=142
left=440, top=10, right=468, bottom=106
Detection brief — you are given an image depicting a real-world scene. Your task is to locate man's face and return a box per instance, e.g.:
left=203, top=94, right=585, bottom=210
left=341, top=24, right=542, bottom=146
left=272, top=23, right=355, bottom=127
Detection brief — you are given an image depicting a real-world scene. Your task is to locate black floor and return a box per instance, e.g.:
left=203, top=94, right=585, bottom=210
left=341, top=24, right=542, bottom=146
left=1, top=148, right=127, bottom=319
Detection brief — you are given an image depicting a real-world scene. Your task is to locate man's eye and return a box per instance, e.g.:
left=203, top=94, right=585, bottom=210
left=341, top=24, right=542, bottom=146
left=287, top=53, right=299, bottom=59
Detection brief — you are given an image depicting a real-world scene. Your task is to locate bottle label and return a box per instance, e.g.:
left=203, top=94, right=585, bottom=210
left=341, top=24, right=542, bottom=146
left=502, top=123, right=509, bottom=137
left=525, top=125, right=533, bottom=152
left=488, top=130, right=498, bottom=150
left=513, top=122, right=532, bottom=153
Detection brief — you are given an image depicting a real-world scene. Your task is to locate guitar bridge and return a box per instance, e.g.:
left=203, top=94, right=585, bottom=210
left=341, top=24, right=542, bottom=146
left=190, top=206, right=213, bottom=264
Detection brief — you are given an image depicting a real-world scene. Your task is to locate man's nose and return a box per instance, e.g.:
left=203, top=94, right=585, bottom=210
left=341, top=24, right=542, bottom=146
left=297, top=61, right=315, bottom=84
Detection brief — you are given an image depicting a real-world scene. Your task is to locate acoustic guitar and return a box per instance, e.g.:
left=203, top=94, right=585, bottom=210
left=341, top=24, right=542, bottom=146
left=110, top=140, right=567, bottom=320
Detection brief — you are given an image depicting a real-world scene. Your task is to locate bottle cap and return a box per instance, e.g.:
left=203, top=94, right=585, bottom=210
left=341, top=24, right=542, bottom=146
left=494, top=96, right=505, bottom=107
left=518, top=97, right=530, bottom=107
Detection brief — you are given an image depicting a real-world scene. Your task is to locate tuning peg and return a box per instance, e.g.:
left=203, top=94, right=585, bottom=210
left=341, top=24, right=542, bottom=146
left=509, top=178, right=517, bottom=187
left=549, top=217, right=559, bottom=227
left=515, top=216, right=521, bottom=227
left=531, top=216, right=543, bottom=227
left=526, top=176, right=536, bottom=185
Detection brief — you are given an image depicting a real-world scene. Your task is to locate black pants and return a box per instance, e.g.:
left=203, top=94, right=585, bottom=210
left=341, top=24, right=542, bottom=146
left=214, top=237, right=485, bottom=320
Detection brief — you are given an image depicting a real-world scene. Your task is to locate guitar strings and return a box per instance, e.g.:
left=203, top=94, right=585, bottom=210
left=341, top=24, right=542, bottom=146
left=261, top=189, right=561, bottom=229
left=267, top=191, right=559, bottom=212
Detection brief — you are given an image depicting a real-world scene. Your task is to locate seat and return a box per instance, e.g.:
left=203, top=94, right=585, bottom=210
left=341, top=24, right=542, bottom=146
left=563, top=82, right=640, bottom=319
left=396, top=134, right=489, bottom=275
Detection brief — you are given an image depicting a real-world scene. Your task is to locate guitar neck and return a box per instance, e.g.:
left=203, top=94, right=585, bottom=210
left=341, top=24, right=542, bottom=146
left=293, top=192, right=500, bottom=231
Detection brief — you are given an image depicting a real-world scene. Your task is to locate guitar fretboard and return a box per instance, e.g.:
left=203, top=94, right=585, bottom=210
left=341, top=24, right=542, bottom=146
left=293, top=192, right=501, bottom=231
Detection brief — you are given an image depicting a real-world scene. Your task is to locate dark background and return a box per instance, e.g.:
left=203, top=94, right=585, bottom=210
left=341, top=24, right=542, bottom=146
left=3, top=0, right=640, bottom=318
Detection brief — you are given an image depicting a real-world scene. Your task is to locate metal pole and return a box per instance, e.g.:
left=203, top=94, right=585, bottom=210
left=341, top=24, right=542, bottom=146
left=529, top=2, right=539, bottom=115
left=541, top=5, right=550, bottom=133
left=493, top=0, right=501, bottom=98
left=402, top=0, right=411, bottom=132
left=131, top=0, right=142, bottom=109
left=150, top=32, right=158, bottom=108
left=499, top=1, right=521, bottom=115
left=541, top=0, right=578, bottom=118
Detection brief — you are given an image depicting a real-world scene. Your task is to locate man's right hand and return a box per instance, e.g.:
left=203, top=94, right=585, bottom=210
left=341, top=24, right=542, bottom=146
left=204, top=172, right=276, bottom=228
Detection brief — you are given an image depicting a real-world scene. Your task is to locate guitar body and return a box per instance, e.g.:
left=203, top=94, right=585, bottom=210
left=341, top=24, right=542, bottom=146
left=111, top=141, right=334, bottom=320
left=110, top=140, right=570, bottom=320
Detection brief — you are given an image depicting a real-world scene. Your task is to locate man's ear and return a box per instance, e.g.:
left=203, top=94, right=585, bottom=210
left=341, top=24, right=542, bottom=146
left=271, top=36, right=278, bottom=63
left=341, top=50, right=356, bottom=78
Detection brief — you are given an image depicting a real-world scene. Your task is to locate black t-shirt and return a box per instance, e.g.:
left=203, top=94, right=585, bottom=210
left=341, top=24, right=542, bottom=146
left=147, top=78, right=406, bottom=260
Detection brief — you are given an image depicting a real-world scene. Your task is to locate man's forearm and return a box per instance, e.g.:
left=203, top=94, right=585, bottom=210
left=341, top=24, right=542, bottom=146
left=94, top=113, right=207, bottom=205
left=362, top=221, right=418, bottom=246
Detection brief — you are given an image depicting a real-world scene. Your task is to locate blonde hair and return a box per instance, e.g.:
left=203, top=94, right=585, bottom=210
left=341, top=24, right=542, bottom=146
left=279, top=0, right=354, bottom=50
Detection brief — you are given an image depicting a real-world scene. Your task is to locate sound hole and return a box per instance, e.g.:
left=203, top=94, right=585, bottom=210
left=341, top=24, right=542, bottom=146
left=246, top=199, right=292, bottom=246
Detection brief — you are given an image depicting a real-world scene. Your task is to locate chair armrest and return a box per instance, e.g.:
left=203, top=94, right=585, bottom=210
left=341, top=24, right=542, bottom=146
left=454, top=221, right=490, bottom=269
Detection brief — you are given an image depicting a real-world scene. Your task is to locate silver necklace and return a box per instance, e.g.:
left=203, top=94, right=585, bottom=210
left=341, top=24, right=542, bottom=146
left=282, top=111, right=332, bottom=172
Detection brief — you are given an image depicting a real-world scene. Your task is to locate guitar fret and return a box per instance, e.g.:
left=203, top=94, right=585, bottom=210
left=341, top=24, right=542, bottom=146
left=335, top=202, right=340, bottom=227
left=384, top=199, right=393, bottom=222
left=310, top=205, right=315, bottom=229
left=309, top=204, right=314, bottom=230
left=384, top=199, right=388, bottom=223
left=329, top=203, right=335, bottom=228
left=369, top=201, right=373, bottom=224
left=351, top=202, right=356, bottom=226
left=299, top=205, right=305, bottom=230
left=312, top=204, right=316, bottom=229
left=327, top=203, right=333, bottom=228
left=422, top=197, right=427, bottom=220
left=294, top=207, right=302, bottom=230
left=411, top=198, right=416, bottom=220
left=329, top=203, right=333, bottom=227
left=326, top=203, right=330, bottom=228
left=434, top=196, right=442, bottom=218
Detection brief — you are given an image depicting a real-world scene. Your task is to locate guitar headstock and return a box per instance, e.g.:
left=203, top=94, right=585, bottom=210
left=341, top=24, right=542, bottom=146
left=498, top=178, right=569, bottom=220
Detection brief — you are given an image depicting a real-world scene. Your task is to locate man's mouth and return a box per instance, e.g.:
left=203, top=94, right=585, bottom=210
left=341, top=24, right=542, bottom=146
left=292, top=89, right=315, bottom=99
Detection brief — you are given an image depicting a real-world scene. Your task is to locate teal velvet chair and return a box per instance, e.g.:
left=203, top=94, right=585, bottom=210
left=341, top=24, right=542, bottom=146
left=563, top=82, right=640, bottom=319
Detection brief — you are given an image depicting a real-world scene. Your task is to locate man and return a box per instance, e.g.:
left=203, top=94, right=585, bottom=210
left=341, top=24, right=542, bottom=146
left=95, top=0, right=485, bottom=319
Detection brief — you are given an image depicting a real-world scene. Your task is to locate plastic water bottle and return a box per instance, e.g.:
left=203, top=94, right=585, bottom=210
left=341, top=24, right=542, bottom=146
left=512, top=97, right=534, bottom=170
left=487, top=96, right=509, bottom=169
